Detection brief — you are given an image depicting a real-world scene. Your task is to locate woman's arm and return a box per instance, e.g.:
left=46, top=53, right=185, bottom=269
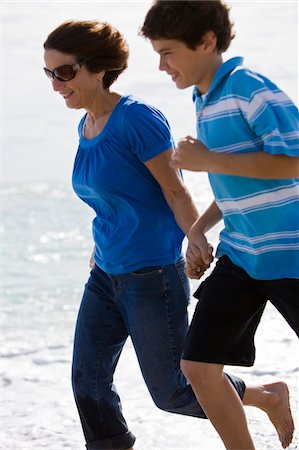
left=145, top=148, right=213, bottom=276
left=187, top=200, right=222, bottom=261
left=185, top=200, right=221, bottom=278
left=144, top=149, right=199, bottom=236
left=170, top=136, right=299, bottom=179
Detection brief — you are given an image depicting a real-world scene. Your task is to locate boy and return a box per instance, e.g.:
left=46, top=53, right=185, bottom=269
left=141, top=1, right=299, bottom=449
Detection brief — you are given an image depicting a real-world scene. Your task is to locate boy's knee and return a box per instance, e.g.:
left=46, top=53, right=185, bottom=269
left=181, top=359, right=204, bottom=382
left=181, top=359, right=223, bottom=386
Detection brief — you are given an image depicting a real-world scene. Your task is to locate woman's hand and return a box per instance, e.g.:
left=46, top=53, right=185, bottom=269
left=89, top=246, right=95, bottom=268
left=185, top=228, right=214, bottom=279
left=185, top=255, right=210, bottom=279
left=185, top=244, right=214, bottom=279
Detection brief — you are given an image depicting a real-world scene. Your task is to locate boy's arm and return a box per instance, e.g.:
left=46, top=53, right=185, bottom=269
left=170, top=136, right=299, bottom=179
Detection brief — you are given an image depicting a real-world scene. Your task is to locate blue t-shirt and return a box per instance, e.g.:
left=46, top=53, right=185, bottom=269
left=194, top=57, right=299, bottom=280
left=72, top=94, right=184, bottom=274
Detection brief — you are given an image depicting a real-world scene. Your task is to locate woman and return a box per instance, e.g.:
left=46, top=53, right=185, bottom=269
left=43, top=20, right=288, bottom=450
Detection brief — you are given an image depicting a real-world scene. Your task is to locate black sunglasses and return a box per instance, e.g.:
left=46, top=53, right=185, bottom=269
left=43, top=62, right=83, bottom=82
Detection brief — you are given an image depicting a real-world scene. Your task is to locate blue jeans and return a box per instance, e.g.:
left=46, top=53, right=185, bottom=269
left=72, top=258, right=245, bottom=449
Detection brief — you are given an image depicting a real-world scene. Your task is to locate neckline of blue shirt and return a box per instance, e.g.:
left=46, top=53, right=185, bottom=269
left=79, top=94, right=130, bottom=147
left=193, top=56, right=244, bottom=104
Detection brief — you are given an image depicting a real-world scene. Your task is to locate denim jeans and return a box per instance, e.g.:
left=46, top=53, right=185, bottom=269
left=72, top=257, right=245, bottom=449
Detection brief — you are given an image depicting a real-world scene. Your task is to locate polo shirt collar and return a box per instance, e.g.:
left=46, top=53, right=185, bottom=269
left=193, top=56, right=244, bottom=102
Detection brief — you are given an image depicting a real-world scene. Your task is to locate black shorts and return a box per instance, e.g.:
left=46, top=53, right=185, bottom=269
left=182, top=255, right=299, bottom=367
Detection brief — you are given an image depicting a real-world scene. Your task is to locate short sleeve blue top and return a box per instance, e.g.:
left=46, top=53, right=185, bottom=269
left=72, top=95, right=184, bottom=274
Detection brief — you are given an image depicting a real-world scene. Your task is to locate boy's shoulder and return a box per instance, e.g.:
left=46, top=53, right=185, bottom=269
left=225, top=65, right=281, bottom=100
left=225, top=64, right=277, bottom=100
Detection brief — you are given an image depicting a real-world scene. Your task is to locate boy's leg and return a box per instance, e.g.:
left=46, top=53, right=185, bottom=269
left=181, top=360, right=255, bottom=450
left=181, top=357, right=295, bottom=448
left=243, top=381, right=294, bottom=448
left=72, top=266, right=136, bottom=450
left=257, top=278, right=299, bottom=337
left=181, top=256, right=294, bottom=449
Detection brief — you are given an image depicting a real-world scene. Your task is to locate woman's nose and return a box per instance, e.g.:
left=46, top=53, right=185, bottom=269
left=51, top=77, right=65, bottom=91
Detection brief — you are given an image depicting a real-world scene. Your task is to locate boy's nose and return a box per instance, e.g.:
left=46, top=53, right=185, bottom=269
left=159, top=56, right=167, bottom=71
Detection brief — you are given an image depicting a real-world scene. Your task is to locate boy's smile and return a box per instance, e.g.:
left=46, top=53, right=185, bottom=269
left=151, top=35, right=222, bottom=94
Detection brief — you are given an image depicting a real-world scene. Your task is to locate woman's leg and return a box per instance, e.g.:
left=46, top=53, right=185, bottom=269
left=72, top=266, right=136, bottom=450
left=114, top=258, right=245, bottom=417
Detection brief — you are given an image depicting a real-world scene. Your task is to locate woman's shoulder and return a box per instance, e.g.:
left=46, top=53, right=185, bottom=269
left=114, top=94, right=172, bottom=151
left=120, top=94, right=169, bottom=125
left=121, top=94, right=162, bottom=112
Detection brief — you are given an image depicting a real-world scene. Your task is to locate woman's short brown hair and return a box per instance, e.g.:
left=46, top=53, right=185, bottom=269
left=44, top=20, right=129, bottom=89
left=140, top=1, right=234, bottom=53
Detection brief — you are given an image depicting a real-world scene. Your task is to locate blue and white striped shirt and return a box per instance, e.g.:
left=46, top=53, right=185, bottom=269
left=194, top=57, right=299, bottom=279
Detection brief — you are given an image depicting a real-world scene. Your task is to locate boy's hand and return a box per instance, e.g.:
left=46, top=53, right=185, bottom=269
left=170, top=136, right=210, bottom=171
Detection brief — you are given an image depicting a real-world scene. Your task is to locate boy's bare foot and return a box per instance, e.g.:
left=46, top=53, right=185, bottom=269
left=244, top=381, right=294, bottom=448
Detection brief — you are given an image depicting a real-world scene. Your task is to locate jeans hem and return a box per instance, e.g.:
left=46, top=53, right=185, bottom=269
left=86, top=430, right=136, bottom=449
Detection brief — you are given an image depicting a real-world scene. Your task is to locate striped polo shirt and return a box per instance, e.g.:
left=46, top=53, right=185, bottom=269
left=194, top=57, right=299, bottom=280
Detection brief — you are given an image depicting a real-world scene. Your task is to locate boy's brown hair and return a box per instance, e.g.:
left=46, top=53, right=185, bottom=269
left=140, top=1, right=234, bottom=53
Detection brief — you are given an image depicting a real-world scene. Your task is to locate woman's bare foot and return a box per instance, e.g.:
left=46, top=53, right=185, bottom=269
left=243, top=381, right=294, bottom=448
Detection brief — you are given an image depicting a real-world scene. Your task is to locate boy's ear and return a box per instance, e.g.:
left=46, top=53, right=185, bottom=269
left=201, top=31, right=217, bottom=53
left=96, top=70, right=105, bottom=81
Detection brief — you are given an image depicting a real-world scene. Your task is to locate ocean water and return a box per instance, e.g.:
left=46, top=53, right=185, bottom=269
left=1, top=1, right=298, bottom=449
left=2, top=182, right=298, bottom=450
